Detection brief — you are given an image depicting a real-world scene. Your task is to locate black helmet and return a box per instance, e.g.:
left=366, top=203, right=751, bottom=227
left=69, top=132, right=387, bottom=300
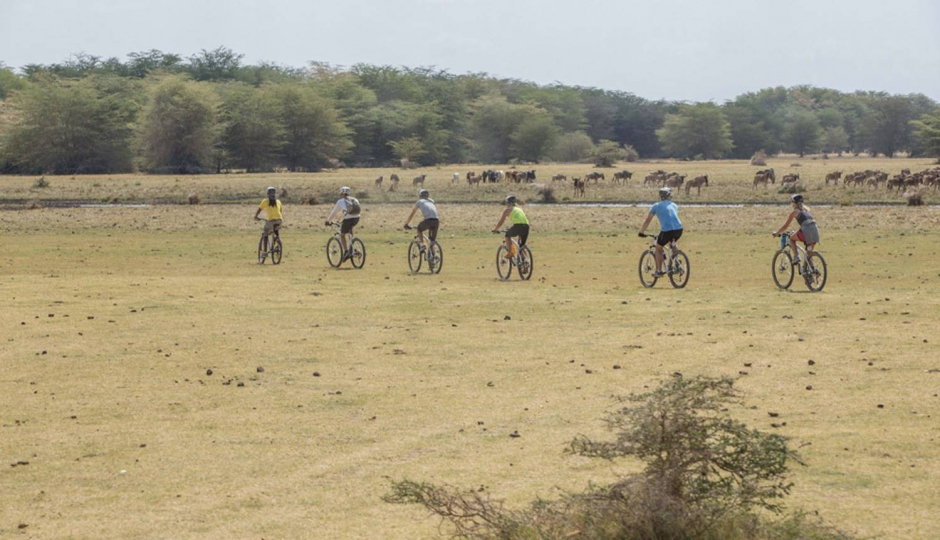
left=505, top=195, right=517, bottom=205
left=418, top=189, right=429, bottom=199
left=790, top=194, right=804, bottom=204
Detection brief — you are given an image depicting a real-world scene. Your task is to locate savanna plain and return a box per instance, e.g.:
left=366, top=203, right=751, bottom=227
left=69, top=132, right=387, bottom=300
left=2, top=158, right=940, bottom=540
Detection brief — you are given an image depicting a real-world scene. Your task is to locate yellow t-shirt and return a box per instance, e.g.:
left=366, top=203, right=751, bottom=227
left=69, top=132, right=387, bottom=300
left=259, top=199, right=282, bottom=220
left=509, top=206, right=529, bottom=225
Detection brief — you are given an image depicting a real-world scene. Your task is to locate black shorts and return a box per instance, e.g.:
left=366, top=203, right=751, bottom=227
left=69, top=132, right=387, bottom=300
left=341, top=217, right=359, bottom=234
left=656, top=228, right=682, bottom=246
left=417, top=218, right=439, bottom=241
left=505, top=223, right=530, bottom=246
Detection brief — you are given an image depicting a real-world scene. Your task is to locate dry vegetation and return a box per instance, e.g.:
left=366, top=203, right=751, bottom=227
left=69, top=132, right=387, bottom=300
left=2, top=201, right=940, bottom=539
left=1, top=157, right=938, bottom=208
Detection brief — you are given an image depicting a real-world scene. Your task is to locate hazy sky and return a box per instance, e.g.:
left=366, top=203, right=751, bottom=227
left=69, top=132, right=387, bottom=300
left=2, top=0, right=938, bottom=102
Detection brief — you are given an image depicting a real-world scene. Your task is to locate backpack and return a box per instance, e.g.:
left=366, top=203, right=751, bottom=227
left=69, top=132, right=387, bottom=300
left=345, top=197, right=361, bottom=216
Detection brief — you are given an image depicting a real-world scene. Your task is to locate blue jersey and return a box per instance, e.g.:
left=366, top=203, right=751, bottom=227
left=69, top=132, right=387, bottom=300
left=649, top=201, right=682, bottom=232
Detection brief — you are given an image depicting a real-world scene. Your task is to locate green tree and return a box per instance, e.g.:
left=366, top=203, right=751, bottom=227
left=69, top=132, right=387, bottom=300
left=218, top=84, right=284, bottom=172
left=469, top=94, right=527, bottom=163
left=784, top=110, right=821, bottom=157
left=389, top=136, right=427, bottom=163
left=270, top=84, right=351, bottom=171
left=1, top=75, right=138, bottom=174
left=862, top=94, right=915, bottom=157
left=657, top=103, right=733, bottom=159
left=0, top=65, right=26, bottom=100
left=911, top=109, right=940, bottom=158
left=551, top=131, right=595, bottom=162
left=510, top=111, right=559, bottom=163
left=139, top=75, right=219, bottom=173
left=187, top=47, right=243, bottom=82
left=591, top=139, right=629, bottom=167
left=821, top=126, right=849, bottom=155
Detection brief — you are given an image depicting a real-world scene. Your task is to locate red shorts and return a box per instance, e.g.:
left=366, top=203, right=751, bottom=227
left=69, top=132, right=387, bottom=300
left=794, top=230, right=814, bottom=245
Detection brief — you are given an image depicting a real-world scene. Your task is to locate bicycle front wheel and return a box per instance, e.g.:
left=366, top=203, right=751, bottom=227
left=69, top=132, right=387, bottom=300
left=350, top=238, right=366, bottom=269
left=638, top=250, right=658, bottom=288
left=326, top=237, right=343, bottom=268
left=517, top=246, right=533, bottom=281
left=407, top=241, right=423, bottom=274
left=804, top=251, right=827, bottom=292
left=772, top=250, right=794, bottom=290
left=668, top=250, right=690, bottom=289
left=496, top=245, right=513, bottom=280
left=258, top=236, right=267, bottom=264
left=271, top=236, right=283, bottom=265
left=428, top=241, right=443, bottom=274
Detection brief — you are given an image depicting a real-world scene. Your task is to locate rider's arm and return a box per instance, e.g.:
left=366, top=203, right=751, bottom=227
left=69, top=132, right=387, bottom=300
left=326, top=200, right=343, bottom=223
left=492, top=208, right=510, bottom=232
left=774, top=211, right=798, bottom=235
left=254, top=208, right=263, bottom=221
left=404, top=206, right=418, bottom=227
left=638, top=213, right=654, bottom=235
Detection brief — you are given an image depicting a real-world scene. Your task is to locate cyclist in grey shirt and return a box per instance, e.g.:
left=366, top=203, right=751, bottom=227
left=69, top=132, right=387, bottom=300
left=403, top=189, right=440, bottom=252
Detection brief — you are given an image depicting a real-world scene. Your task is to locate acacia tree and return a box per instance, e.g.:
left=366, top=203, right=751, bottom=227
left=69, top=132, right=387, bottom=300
left=219, top=84, right=284, bottom=172
left=510, top=111, right=559, bottom=163
left=138, top=75, right=218, bottom=173
left=784, top=110, right=822, bottom=157
left=911, top=110, right=940, bottom=158
left=271, top=84, right=351, bottom=171
left=657, top=103, right=733, bottom=159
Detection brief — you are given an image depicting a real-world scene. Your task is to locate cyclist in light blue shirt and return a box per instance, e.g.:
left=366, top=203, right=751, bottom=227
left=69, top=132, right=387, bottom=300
left=638, top=187, right=683, bottom=277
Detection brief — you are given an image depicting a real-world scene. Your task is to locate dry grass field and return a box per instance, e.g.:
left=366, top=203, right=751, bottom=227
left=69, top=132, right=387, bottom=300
left=2, top=199, right=940, bottom=539
left=2, top=156, right=938, bottom=208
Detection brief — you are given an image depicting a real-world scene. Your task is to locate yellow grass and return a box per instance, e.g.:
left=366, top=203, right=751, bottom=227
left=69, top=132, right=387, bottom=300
left=2, top=156, right=938, bottom=207
left=2, top=203, right=940, bottom=539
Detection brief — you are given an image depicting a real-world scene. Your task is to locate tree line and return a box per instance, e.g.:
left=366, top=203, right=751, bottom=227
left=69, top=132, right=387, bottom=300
left=0, top=47, right=938, bottom=175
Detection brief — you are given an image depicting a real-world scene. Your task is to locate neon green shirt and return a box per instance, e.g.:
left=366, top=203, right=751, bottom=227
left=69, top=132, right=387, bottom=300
left=509, top=206, right=529, bottom=225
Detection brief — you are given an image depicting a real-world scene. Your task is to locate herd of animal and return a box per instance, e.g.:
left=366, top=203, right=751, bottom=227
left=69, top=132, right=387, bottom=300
left=370, top=165, right=940, bottom=198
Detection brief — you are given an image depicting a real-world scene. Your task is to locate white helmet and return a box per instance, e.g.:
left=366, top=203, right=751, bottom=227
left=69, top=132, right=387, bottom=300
left=659, top=187, right=672, bottom=199
left=340, top=186, right=351, bottom=195
left=266, top=186, right=276, bottom=193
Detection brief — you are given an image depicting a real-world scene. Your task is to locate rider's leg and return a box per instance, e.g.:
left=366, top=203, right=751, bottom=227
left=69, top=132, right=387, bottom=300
left=788, top=235, right=799, bottom=261
left=654, top=244, right=665, bottom=273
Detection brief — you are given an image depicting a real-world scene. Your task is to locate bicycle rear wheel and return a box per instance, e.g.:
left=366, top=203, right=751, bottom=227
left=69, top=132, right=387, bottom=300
left=258, top=235, right=268, bottom=264
left=350, top=238, right=366, bottom=269
left=804, top=251, right=827, bottom=292
left=271, top=236, right=283, bottom=265
left=638, top=250, right=658, bottom=288
left=668, top=250, right=690, bottom=288
left=407, top=241, right=423, bottom=274
left=496, top=245, right=513, bottom=280
left=326, top=237, right=343, bottom=268
left=517, top=246, right=533, bottom=280
left=428, top=241, right=443, bottom=274
left=772, top=250, right=794, bottom=290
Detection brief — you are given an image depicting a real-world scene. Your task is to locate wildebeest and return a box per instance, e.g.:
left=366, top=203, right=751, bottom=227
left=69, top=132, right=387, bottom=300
left=685, top=175, right=708, bottom=195
left=573, top=177, right=585, bottom=197
left=825, top=171, right=842, bottom=185
left=585, top=172, right=605, bottom=183
left=374, top=175, right=384, bottom=188
left=612, top=170, right=632, bottom=184
left=781, top=173, right=800, bottom=185
left=413, top=174, right=427, bottom=187
left=664, top=175, right=685, bottom=189
left=552, top=174, right=567, bottom=182
left=644, top=171, right=666, bottom=185
left=886, top=176, right=905, bottom=193
left=753, top=168, right=775, bottom=188
left=389, top=173, right=400, bottom=191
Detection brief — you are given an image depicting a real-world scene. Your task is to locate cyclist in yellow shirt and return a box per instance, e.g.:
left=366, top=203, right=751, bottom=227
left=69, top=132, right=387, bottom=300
left=253, top=187, right=282, bottom=254
left=491, top=195, right=529, bottom=259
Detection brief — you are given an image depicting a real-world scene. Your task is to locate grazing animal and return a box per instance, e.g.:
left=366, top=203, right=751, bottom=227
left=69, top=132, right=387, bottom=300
left=585, top=172, right=605, bottom=182
left=886, top=176, right=904, bottom=193
left=781, top=173, right=800, bottom=185
left=685, top=175, right=708, bottom=195
left=390, top=173, right=400, bottom=185
left=467, top=172, right=481, bottom=186
left=573, top=177, right=585, bottom=197
left=644, top=172, right=665, bottom=185
left=612, top=170, right=632, bottom=184
left=412, top=174, right=426, bottom=187
left=452, top=172, right=459, bottom=183
left=374, top=175, right=384, bottom=188
left=664, top=174, right=685, bottom=189
left=753, top=168, right=775, bottom=188
left=901, top=168, right=911, bottom=176
left=825, top=171, right=842, bottom=185
left=552, top=174, right=567, bottom=182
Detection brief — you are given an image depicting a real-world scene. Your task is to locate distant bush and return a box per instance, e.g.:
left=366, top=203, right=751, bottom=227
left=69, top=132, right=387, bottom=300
left=778, top=183, right=805, bottom=194
left=33, top=176, right=49, bottom=189
left=187, top=193, right=201, bottom=205
left=355, top=189, right=369, bottom=200
left=25, top=200, right=41, bottom=210
left=592, top=140, right=630, bottom=167
left=623, top=144, right=639, bottom=162
left=750, top=150, right=768, bottom=166
left=302, top=194, right=319, bottom=205
left=387, top=376, right=851, bottom=540
left=904, top=186, right=927, bottom=206
left=535, top=184, right=556, bottom=203
left=551, top=131, right=595, bottom=163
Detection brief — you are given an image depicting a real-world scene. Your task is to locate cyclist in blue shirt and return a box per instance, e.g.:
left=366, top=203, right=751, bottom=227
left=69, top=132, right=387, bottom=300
left=638, top=187, right=683, bottom=277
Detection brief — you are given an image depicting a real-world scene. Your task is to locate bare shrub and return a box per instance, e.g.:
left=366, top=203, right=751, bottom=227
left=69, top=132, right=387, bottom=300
left=303, top=194, right=319, bottom=205
left=33, top=176, right=49, bottom=189
left=750, top=150, right=768, bottom=166
left=26, top=200, right=42, bottom=210
left=279, top=187, right=288, bottom=200
left=623, top=144, right=639, bottom=163
left=187, top=193, right=201, bottom=205
left=535, top=184, right=556, bottom=203
left=904, top=186, right=927, bottom=206
left=355, top=189, right=369, bottom=200
left=778, top=183, right=805, bottom=195
left=386, top=376, right=849, bottom=540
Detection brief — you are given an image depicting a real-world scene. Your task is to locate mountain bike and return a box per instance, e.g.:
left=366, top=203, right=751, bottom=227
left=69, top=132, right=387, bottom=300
left=637, top=233, right=689, bottom=288
left=326, top=222, right=366, bottom=269
left=404, top=225, right=443, bottom=274
left=257, top=222, right=282, bottom=265
left=495, top=231, right=533, bottom=281
left=772, top=232, right=827, bottom=292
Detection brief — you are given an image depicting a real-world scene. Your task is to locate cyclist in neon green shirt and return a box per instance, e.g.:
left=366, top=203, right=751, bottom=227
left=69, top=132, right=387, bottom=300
left=491, top=195, right=529, bottom=259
